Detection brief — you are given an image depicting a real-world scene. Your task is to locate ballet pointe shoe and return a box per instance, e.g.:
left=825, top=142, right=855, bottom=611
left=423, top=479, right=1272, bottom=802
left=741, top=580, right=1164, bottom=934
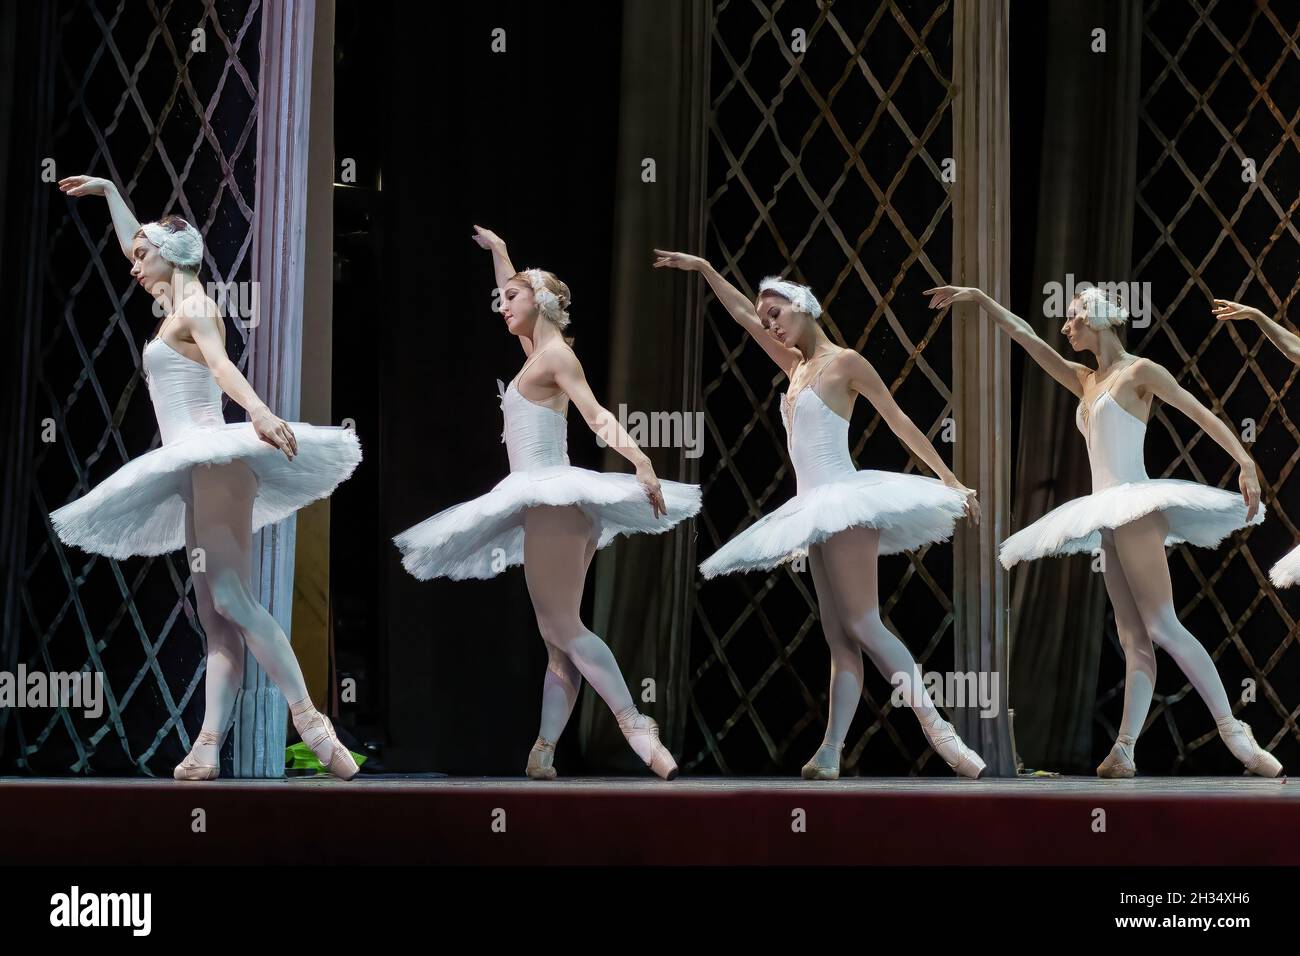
left=526, top=736, right=557, bottom=780
left=615, top=708, right=678, bottom=780
left=920, top=714, right=986, bottom=779
left=1216, top=716, right=1283, bottom=778
left=801, top=742, right=842, bottom=780
left=291, top=701, right=360, bottom=781
left=1096, top=734, right=1137, bottom=779
left=173, top=729, right=221, bottom=781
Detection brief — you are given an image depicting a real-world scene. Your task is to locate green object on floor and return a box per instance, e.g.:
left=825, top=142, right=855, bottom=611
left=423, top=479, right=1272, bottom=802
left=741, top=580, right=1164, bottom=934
left=286, top=741, right=367, bottom=773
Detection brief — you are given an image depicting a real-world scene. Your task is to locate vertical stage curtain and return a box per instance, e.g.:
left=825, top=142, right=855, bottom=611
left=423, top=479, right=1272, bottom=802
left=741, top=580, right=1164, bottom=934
left=951, top=0, right=1015, bottom=775
left=237, top=0, right=316, bottom=777
left=290, top=0, right=336, bottom=711
left=1008, top=0, right=1141, bottom=772
left=579, top=0, right=712, bottom=767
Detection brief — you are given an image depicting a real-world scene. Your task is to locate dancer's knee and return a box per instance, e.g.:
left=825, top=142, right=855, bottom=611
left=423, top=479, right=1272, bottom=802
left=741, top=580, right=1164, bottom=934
left=535, top=613, right=583, bottom=649
left=1117, top=627, right=1157, bottom=672
left=208, top=570, right=255, bottom=626
left=847, top=607, right=889, bottom=649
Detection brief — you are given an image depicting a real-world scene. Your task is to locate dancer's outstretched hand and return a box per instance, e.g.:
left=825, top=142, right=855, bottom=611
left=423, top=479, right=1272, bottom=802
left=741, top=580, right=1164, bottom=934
left=923, top=285, right=982, bottom=311
left=1239, top=462, right=1261, bottom=522
left=635, top=463, right=668, bottom=518
left=1211, top=298, right=1266, bottom=323
left=253, top=407, right=299, bottom=461
left=652, top=249, right=708, bottom=272
left=58, top=175, right=114, bottom=197
left=945, top=477, right=981, bottom=526
left=471, top=224, right=504, bottom=251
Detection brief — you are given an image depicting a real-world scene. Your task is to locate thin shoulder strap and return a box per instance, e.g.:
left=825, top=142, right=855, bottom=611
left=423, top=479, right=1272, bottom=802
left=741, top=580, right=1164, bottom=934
left=512, top=342, right=561, bottom=385
left=812, top=348, right=840, bottom=386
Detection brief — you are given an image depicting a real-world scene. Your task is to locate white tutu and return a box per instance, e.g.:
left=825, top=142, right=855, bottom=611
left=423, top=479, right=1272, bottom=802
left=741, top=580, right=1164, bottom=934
left=998, top=479, right=1262, bottom=569
left=1270, top=543, right=1300, bottom=588
left=999, top=387, right=1261, bottom=569
left=49, top=338, right=361, bottom=560
left=393, top=375, right=701, bottom=581
left=394, top=465, right=701, bottom=581
left=699, top=469, right=966, bottom=578
left=699, top=374, right=967, bottom=579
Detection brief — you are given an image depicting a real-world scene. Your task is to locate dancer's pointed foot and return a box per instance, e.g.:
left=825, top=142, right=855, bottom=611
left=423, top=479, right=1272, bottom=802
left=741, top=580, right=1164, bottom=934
left=290, top=698, right=359, bottom=780
left=615, top=707, right=678, bottom=780
left=921, top=714, right=985, bottom=778
left=526, top=736, right=557, bottom=780
left=173, top=729, right=221, bottom=781
left=1216, top=716, right=1282, bottom=777
left=801, top=742, right=842, bottom=780
left=1096, top=734, right=1136, bottom=778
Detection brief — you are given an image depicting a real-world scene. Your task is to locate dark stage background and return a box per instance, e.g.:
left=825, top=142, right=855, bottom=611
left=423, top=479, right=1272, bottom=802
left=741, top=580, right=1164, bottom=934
left=339, top=0, right=627, bottom=773
left=2, top=0, right=1296, bottom=779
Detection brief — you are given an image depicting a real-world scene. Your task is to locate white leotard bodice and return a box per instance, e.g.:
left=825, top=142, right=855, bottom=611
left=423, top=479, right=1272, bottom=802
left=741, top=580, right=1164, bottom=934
left=1076, top=388, right=1148, bottom=491
left=498, top=346, right=570, bottom=472
left=142, top=337, right=224, bottom=445
left=780, top=358, right=856, bottom=494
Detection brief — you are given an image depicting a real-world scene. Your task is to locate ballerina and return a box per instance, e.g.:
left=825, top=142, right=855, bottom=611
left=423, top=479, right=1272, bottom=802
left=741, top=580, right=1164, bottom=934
left=392, top=226, right=700, bottom=781
left=1212, top=296, right=1300, bottom=588
left=50, top=174, right=363, bottom=781
left=654, top=251, right=985, bottom=780
left=925, top=283, right=1280, bottom=778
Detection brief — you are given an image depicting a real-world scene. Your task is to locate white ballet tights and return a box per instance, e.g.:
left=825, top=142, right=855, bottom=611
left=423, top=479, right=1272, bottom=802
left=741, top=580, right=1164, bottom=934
left=524, top=505, right=656, bottom=758
left=1101, top=512, right=1233, bottom=752
left=808, top=526, right=941, bottom=749
left=182, top=461, right=320, bottom=765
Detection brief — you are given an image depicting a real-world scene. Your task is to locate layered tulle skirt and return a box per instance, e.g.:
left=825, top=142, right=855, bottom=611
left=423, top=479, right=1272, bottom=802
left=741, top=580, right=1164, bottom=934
left=699, top=470, right=967, bottom=579
left=1270, top=544, right=1300, bottom=588
left=998, top=478, right=1262, bottom=569
left=393, top=465, right=702, bottom=581
left=50, top=423, right=362, bottom=560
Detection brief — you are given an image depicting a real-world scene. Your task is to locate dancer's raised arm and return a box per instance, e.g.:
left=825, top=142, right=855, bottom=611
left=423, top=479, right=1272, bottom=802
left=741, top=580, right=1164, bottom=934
left=925, top=285, right=1091, bottom=397
left=58, top=175, right=141, bottom=260
left=1212, top=298, right=1300, bottom=364
left=653, top=249, right=803, bottom=373
left=473, top=224, right=534, bottom=355
left=841, top=350, right=980, bottom=524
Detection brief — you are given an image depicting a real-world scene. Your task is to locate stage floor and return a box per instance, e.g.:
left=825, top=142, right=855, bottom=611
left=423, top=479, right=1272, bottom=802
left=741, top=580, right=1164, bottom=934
left=2, top=774, right=1293, bottom=865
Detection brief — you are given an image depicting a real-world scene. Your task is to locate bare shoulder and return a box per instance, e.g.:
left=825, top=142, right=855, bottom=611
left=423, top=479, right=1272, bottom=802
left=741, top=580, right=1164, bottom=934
left=176, top=289, right=222, bottom=332
left=545, top=341, right=585, bottom=380
left=1127, top=356, right=1175, bottom=395
left=835, top=346, right=878, bottom=384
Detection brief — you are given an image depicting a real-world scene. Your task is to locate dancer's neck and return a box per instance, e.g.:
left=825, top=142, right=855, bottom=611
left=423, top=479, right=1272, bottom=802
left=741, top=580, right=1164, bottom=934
left=794, top=326, right=837, bottom=362
left=1091, top=330, right=1130, bottom=374
left=528, top=321, right=566, bottom=353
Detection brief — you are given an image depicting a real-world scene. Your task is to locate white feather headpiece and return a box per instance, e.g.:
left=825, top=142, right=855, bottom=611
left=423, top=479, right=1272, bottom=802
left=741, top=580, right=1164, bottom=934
left=759, top=275, right=822, bottom=319
left=1075, top=286, right=1128, bottom=329
left=522, top=267, right=570, bottom=329
left=141, top=220, right=204, bottom=269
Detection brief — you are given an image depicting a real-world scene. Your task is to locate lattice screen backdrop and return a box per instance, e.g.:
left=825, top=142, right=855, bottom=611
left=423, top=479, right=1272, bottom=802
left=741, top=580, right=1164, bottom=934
left=685, top=0, right=958, bottom=775
left=2, top=0, right=262, bottom=774
left=1095, top=0, right=1300, bottom=773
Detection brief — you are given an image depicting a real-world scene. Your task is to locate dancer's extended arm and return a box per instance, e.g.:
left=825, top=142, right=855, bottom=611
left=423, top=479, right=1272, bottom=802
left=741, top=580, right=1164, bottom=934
left=1129, top=358, right=1261, bottom=519
left=549, top=348, right=668, bottom=517
left=842, top=350, right=980, bottom=524
left=184, top=294, right=299, bottom=460
left=1212, top=298, right=1300, bottom=364
left=925, top=285, right=1091, bottom=397
left=653, top=249, right=803, bottom=374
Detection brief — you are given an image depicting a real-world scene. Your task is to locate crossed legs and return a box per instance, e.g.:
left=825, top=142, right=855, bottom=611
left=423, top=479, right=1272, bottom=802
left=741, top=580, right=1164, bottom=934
left=176, top=462, right=355, bottom=779
left=522, top=505, right=676, bottom=778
